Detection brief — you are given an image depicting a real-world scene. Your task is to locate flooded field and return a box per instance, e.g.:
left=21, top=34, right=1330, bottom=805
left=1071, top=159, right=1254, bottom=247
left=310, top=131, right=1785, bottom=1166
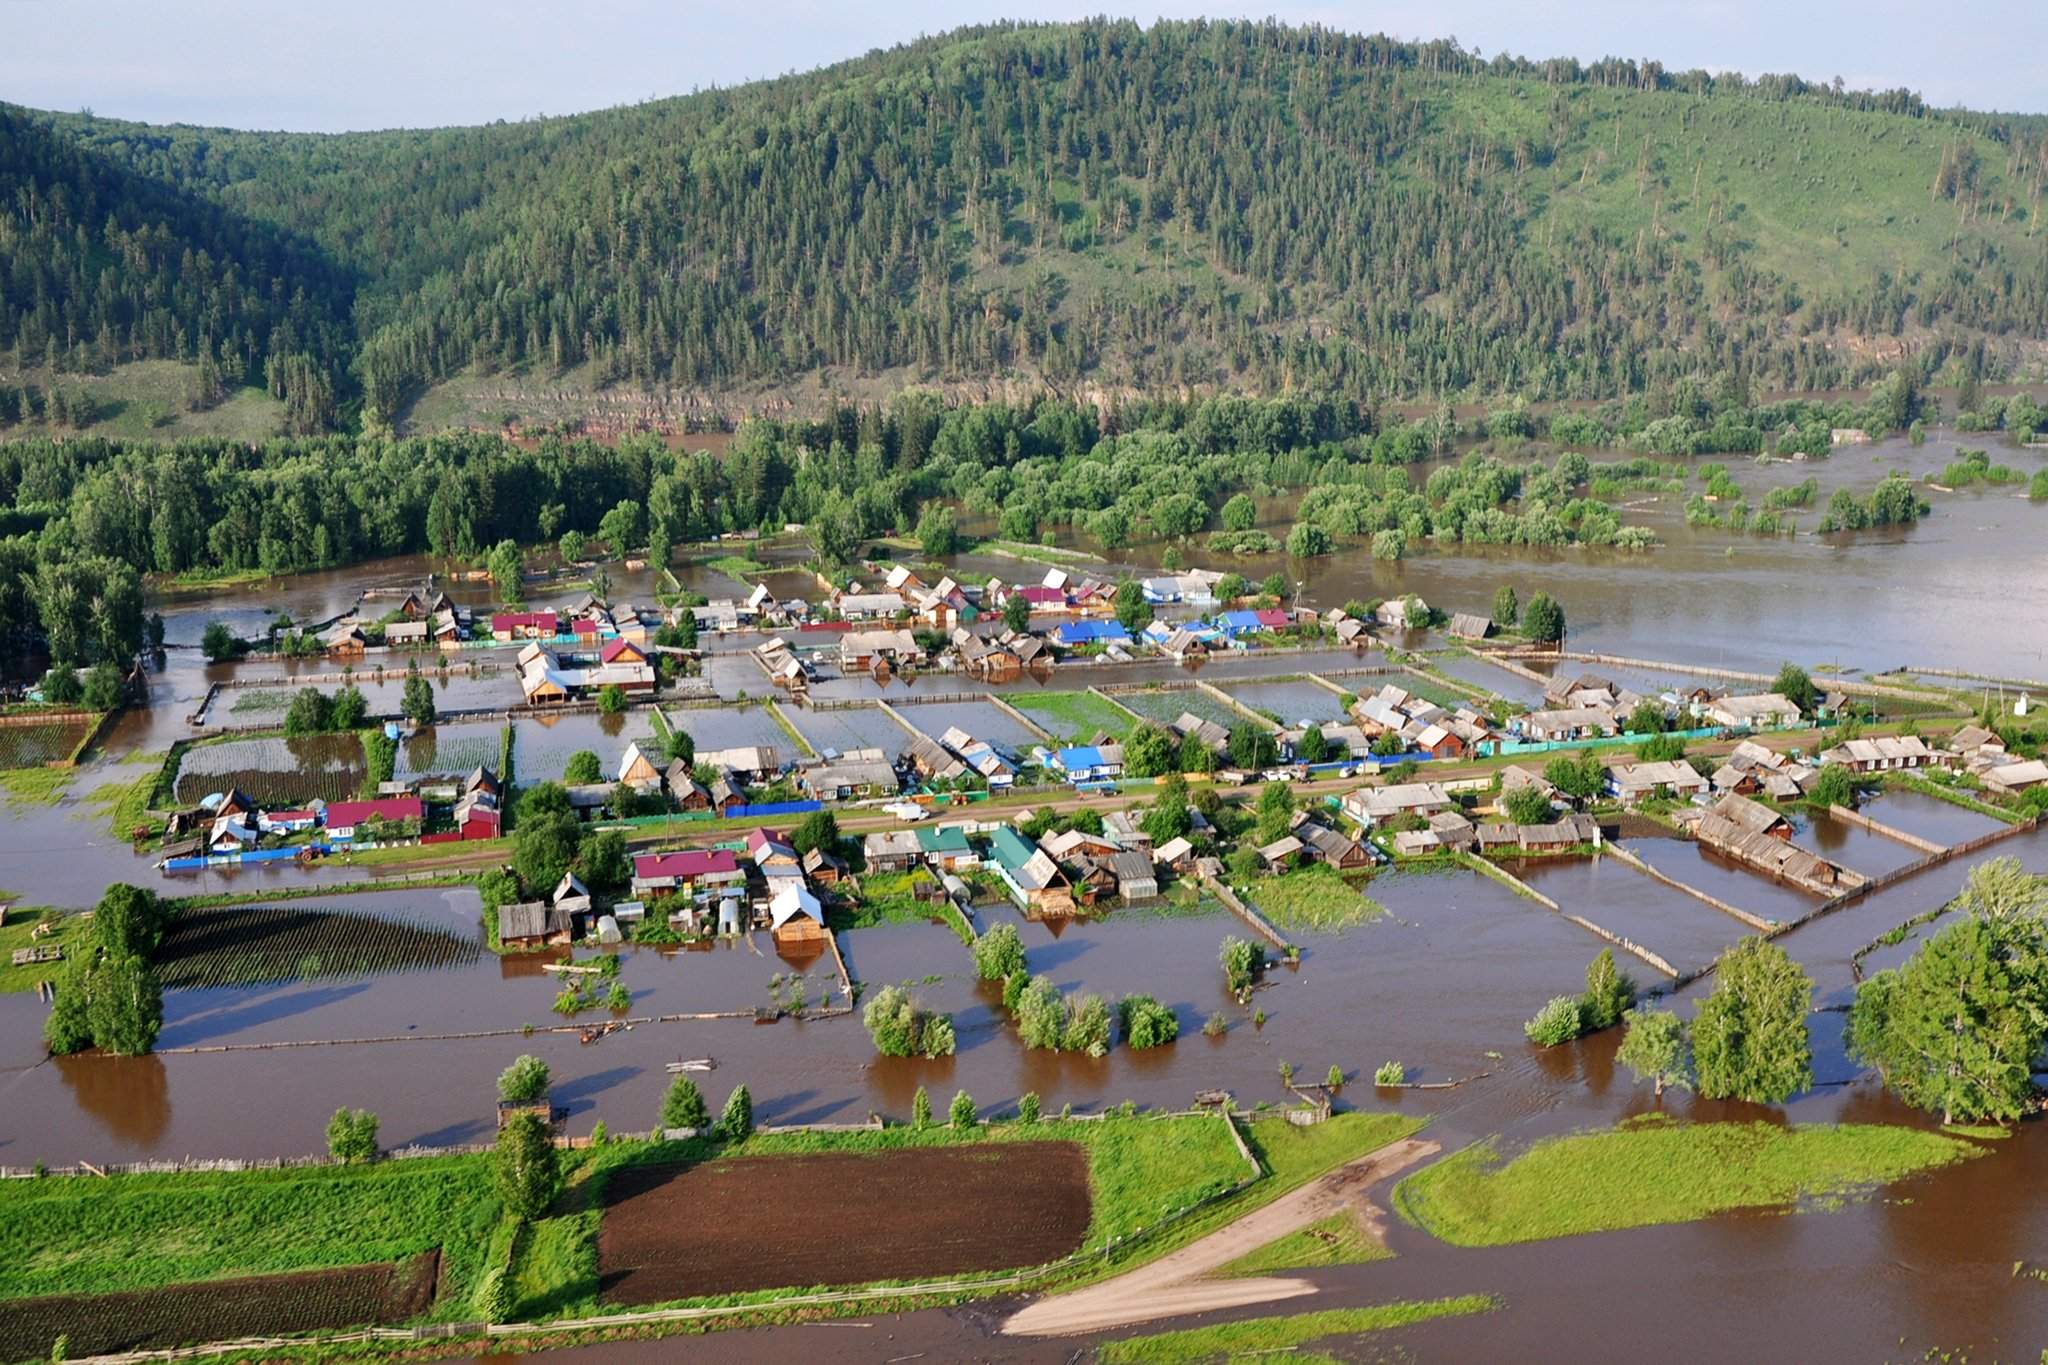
left=0, top=718, right=91, bottom=769
left=1224, top=678, right=1349, bottom=726
left=1855, top=788, right=2011, bottom=847
left=1621, top=834, right=1825, bottom=929
left=1505, top=854, right=1756, bottom=978
left=392, top=721, right=504, bottom=783
left=172, top=734, right=367, bottom=805
left=1425, top=651, right=1544, bottom=705
left=1106, top=685, right=1241, bottom=730
left=512, top=711, right=663, bottom=783
left=670, top=703, right=791, bottom=756
left=1799, top=810, right=1930, bottom=880
left=785, top=704, right=912, bottom=760
left=890, top=699, right=1040, bottom=753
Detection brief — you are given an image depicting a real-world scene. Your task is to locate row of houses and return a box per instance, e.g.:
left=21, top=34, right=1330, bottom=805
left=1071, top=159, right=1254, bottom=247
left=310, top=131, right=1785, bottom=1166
left=163, top=772, right=511, bottom=861
left=517, top=637, right=658, bottom=704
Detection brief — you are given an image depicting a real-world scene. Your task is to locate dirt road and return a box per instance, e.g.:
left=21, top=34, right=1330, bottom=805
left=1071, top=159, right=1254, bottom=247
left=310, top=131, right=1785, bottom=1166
left=1000, top=1135, right=1440, bottom=1338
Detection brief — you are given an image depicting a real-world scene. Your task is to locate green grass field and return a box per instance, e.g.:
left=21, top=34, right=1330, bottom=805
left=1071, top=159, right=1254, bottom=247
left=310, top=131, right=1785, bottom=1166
left=1219, top=1210, right=1390, bottom=1277
left=1011, top=690, right=1132, bottom=743
left=0, top=909, right=80, bottom=993
left=5, top=361, right=285, bottom=443
left=1095, top=1296, right=1499, bottom=1364
left=1395, top=1116, right=1982, bottom=1247
left=0, top=1157, right=501, bottom=1315
left=1247, top=863, right=1386, bottom=931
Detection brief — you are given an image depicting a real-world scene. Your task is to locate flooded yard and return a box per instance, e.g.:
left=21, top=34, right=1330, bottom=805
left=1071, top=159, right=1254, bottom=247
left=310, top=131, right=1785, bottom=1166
left=1620, top=834, right=1825, bottom=929
left=670, top=703, right=793, bottom=756
left=1505, top=854, right=1756, bottom=977
left=392, top=721, right=504, bottom=782
left=1854, top=788, right=2011, bottom=848
left=172, top=733, right=367, bottom=805
left=787, top=704, right=912, bottom=760
left=889, top=699, right=1040, bottom=753
left=513, top=711, right=663, bottom=783
left=1107, top=685, right=1240, bottom=730
left=1224, top=678, right=1349, bottom=726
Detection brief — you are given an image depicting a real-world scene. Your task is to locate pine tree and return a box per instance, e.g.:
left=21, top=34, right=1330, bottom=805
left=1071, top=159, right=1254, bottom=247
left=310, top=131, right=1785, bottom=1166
left=714, top=1084, right=754, bottom=1140
left=912, top=1085, right=933, bottom=1129
left=659, top=1075, right=709, bottom=1132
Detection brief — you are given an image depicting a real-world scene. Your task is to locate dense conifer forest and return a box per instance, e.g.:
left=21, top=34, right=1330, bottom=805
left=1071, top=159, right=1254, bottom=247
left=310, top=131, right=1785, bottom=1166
left=4, top=20, right=2046, bottom=432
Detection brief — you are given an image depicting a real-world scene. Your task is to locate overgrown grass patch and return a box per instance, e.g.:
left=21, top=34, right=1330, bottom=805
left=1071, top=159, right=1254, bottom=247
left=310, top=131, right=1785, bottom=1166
left=1010, top=690, right=1132, bottom=743
left=0, top=1157, right=502, bottom=1318
left=1094, top=1296, right=1499, bottom=1364
left=1394, top=1118, right=1982, bottom=1247
left=1219, top=1210, right=1389, bottom=1277
left=1247, top=863, right=1385, bottom=931
left=0, top=766, right=71, bottom=807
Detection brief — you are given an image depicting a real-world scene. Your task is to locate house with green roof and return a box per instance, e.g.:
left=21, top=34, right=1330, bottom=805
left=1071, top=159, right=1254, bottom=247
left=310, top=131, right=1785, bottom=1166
left=915, top=823, right=980, bottom=871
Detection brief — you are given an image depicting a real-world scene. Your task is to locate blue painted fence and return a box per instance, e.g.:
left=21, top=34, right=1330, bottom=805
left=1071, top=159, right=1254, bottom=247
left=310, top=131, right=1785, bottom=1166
left=724, top=800, right=823, bottom=820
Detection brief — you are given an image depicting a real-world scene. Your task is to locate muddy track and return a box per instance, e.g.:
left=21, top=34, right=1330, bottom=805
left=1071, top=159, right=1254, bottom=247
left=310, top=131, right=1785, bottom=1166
left=1001, top=1135, right=1439, bottom=1337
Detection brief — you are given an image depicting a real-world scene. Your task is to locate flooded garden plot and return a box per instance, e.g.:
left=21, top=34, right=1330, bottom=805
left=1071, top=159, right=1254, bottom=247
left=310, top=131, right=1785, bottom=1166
left=1505, top=855, right=1755, bottom=977
left=1799, top=810, right=1928, bottom=880
left=0, top=1253, right=439, bottom=1362
left=788, top=704, right=911, bottom=760
left=1427, top=651, right=1544, bottom=706
left=0, top=717, right=91, bottom=768
left=1855, top=788, right=2010, bottom=848
left=1620, top=835, right=1824, bottom=929
left=1107, top=685, right=1240, bottom=731
left=392, top=721, right=504, bottom=783
left=172, top=734, right=367, bottom=805
left=1225, top=678, right=1349, bottom=726
left=154, top=904, right=481, bottom=989
left=1008, top=690, right=1132, bottom=743
left=892, top=699, right=1041, bottom=752
left=513, top=711, right=663, bottom=783
left=670, top=703, right=793, bottom=756
left=597, top=1143, right=1092, bottom=1303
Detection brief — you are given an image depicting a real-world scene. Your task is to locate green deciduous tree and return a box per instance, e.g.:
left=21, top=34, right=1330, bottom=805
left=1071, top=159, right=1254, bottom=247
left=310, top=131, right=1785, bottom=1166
left=1117, top=994, right=1180, bottom=1049
left=863, top=984, right=958, bottom=1058
left=949, top=1090, right=977, bottom=1128
left=1503, top=785, right=1554, bottom=825
left=1122, top=722, right=1176, bottom=778
left=911, top=1085, right=933, bottom=1129
left=1002, top=592, right=1032, bottom=633
left=1616, top=1006, right=1692, bottom=1097
left=497, top=1054, right=552, bottom=1103
left=1772, top=662, right=1817, bottom=715
left=1492, top=585, right=1519, bottom=630
left=564, top=750, right=602, bottom=785
left=201, top=620, right=237, bottom=662
left=1524, top=995, right=1584, bottom=1046
left=972, top=922, right=1026, bottom=981
left=326, top=1108, right=380, bottom=1162
left=401, top=669, right=437, bottom=725
left=1580, top=949, right=1636, bottom=1031
left=1522, top=591, right=1566, bottom=644
left=1221, top=493, right=1257, bottom=531
left=1693, top=938, right=1813, bottom=1104
left=494, top=1112, right=561, bottom=1220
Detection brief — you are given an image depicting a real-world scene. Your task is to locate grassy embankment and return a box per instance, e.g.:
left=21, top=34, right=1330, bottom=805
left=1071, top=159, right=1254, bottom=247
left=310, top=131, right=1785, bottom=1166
left=1095, top=1297, right=1500, bottom=1364
left=1245, top=863, right=1386, bottom=931
left=1010, top=690, right=1133, bottom=744
left=1395, top=1115, right=1983, bottom=1247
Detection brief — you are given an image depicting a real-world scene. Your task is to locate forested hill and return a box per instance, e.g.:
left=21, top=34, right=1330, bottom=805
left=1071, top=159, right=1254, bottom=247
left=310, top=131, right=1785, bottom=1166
left=5, top=19, right=2048, bottom=433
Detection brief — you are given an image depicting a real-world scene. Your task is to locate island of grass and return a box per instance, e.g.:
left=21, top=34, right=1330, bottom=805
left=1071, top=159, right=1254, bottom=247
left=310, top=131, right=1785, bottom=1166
left=1011, top=690, right=1132, bottom=743
left=0, top=907, right=81, bottom=993
left=1218, top=1211, right=1390, bottom=1277
left=1095, top=1297, right=1499, bottom=1365
left=1245, top=863, right=1386, bottom=931
left=1394, top=1115, right=1983, bottom=1247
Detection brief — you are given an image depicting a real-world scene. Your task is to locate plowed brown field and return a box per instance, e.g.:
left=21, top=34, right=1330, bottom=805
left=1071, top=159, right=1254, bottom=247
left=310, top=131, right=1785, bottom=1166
left=598, top=1143, right=1091, bottom=1304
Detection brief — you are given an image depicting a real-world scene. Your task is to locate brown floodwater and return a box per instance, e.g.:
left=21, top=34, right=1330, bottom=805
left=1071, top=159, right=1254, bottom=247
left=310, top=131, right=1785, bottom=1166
left=1504, top=854, right=1759, bottom=979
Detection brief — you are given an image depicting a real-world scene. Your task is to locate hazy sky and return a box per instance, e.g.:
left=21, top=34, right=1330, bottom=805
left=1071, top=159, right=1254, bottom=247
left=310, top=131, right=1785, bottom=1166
left=5, top=0, right=2041, bottom=132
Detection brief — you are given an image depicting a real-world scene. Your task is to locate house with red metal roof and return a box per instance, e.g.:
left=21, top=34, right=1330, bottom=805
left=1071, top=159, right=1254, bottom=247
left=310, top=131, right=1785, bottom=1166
left=631, top=847, right=746, bottom=897
left=323, top=796, right=424, bottom=840
left=491, top=611, right=559, bottom=641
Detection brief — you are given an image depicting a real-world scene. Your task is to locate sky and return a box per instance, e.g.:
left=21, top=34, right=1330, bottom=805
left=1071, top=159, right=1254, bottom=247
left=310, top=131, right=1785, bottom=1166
left=4, top=0, right=2042, bottom=132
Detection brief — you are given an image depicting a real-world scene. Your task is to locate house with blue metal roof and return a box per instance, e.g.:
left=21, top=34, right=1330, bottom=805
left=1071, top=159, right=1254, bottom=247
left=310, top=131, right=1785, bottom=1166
left=1051, top=744, right=1124, bottom=782
left=1052, top=619, right=1132, bottom=648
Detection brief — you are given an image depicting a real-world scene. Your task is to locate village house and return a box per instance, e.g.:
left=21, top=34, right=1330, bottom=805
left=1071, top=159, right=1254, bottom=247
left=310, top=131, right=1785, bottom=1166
left=1428, top=809, right=1479, bottom=850
left=384, top=619, right=430, bottom=648
left=1342, top=782, right=1454, bottom=827
left=1256, top=835, right=1303, bottom=873
left=321, top=620, right=367, bottom=656
left=797, top=749, right=899, bottom=802
left=1983, top=758, right=2048, bottom=795
left=453, top=789, right=501, bottom=840
left=862, top=829, right=923, bottom=872
left=1293, top=817, right=1377, bottom=870
left=1512, top=813, right=1602, bottom=853
left=699, top=746, right=778, bottom=782
left=1152, top=836, right=1196, bottom=873
left=1050, top=744, right=1123, bottom=783
left=1516, top=707, right=1620, bottom=743
left=801, top=845, right=847, bottom=885
left=1447, top=612, right=1494, bottom=641
left=1041, top=828, right=1122, bottom=864
left=1172, top=712, right=1233, bottom=756
left=630, top=848, right=745, bottom=899
left=551, top=872, right=593, bottom=917
left=665, top=762, right=710, bottom=811
left=1374, top=597, right=1429, bottom=629
left=1410, top=723, right=1466, bottom=761
left=905, top=733, right=969, bottom=783
left=938, top=726, right=1016, bottom=788
left=1109, top=849, right=1158, bottom=901
left=769, top=883, right=826, bottom=945
left=498, top=902, right=576, bottom=948
left=746, top=827, right=802, bottom=876
left=706, top=772, right=747, bottom=817
left=1689, top=794, right=1859, bottom=893
left=492, top=611, right=559, bottom=642
left=1944, top=725, right=2006, bottom=764
left=1707, top=693, right=1804, bottom=730
left=915, top=824, right=980, bottom=871
left=1051, top=620, right=1131, bottom=650
left=986, top=825, right=1075, bottom=915
left=1819, top=735, right=1943, bottom=773
left=323, top=795, right=423, bottom=842
left=1160, top=628, right=1210, bottom=662
left=833, top=591, right=909, bottom=621
left=1607, top=759, right=1710, bottom=805
left=617, top=741, right=663, bottom=791
left=1710, top=739, right=1815, bottom=799
left=839, top=629, right=924, bottom=671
